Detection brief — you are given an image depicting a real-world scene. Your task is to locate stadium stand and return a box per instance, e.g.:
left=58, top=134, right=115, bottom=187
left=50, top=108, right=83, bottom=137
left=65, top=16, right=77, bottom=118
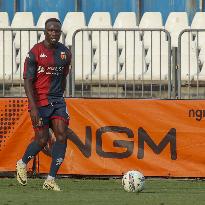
left=1, top=9, right=205, bottom=98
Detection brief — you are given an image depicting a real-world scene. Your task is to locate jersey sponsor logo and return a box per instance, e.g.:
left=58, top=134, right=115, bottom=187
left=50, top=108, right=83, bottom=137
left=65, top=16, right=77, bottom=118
left=40, top=53, right=47, bottom=58
left=46, top=66, right=64, bottom=75
left=60, top=52, right=66, bottom=60
left=37, top=66, right=45, bottom=73
left=37, top=65, right=64, bottom=75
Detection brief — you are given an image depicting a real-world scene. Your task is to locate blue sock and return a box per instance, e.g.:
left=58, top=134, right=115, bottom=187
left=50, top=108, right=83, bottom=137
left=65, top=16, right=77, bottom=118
left=22, top=141, right=43, bottom=164
left=49, top=141, right=67, bottom=177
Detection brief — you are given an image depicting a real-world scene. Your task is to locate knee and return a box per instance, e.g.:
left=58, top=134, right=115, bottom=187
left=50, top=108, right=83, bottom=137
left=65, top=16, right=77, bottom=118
left=56, top=134, right=67, bottom=144
left=37, top=137, right=48, bottom=147
left=55, top=129, right=67, bottom=144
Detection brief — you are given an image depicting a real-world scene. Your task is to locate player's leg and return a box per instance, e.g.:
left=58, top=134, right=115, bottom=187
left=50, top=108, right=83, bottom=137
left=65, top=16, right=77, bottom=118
left=43, top=103, right=69, bottom=191
left=16, top=127, right=49, bottom=186
left=41, top=128, right=56, bottom=157
left=16, top=107, right=51, bottom=186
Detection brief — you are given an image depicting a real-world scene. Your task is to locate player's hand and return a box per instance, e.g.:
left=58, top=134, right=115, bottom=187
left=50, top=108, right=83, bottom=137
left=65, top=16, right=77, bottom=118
left=30, top=107, right=42, bottom=127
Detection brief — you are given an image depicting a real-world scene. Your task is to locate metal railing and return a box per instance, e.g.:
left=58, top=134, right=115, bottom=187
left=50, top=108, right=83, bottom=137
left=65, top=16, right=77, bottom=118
left=0, top=28, right=44, bottom=96
left=71, top=28, right=172, bottom=99
left=3, top=27, right=205, bottom=99
left=178, top=29, right=205, bottom=99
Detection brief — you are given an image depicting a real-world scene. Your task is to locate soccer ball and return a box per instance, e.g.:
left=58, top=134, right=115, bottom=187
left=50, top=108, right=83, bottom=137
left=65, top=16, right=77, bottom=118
left=122, top=170, right=145, bottom=192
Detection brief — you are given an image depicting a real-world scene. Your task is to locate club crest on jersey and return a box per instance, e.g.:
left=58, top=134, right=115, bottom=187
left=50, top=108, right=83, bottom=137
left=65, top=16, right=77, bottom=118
left=60, top=52, right=66, bottom=60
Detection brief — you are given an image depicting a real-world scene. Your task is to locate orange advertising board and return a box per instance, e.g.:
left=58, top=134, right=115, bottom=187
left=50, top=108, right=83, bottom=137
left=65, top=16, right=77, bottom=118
left=0, top=98, right=204, bottom=177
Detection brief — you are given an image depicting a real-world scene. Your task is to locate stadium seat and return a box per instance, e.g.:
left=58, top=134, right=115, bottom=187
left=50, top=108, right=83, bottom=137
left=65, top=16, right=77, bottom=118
left=191, top=12, right=205, bottom=47
left=73, top=29, right=92, bottom=81
left=113, top=12, right=137, bottom=28
left=86, top=12, right=113, bottom=81
left=113, top=12, right=143, bottom=81
left=165, top=12, right=189, bottom=47
left=62, top=12, right=86, bottom=47
left=11, top=12, right=37, bottom=80
left=139, top=12, right=163, bottom=48
left=0, top=12, right=15, bottom=80
left=88, top=12, right=112, bottom=28
left=11, top=12, right=36, bottom=35
left=0, top=12, right=10, bottom=27
left=36, top=12, right=60, bottom=28
left=165, top=12, right=197, bottom=81
left=11, top=12, right=35, bottom=34
left=138, top=12, right=169, bottom=81
left=62, top=12, right=89, bottom=81
left=191, top=12, right=205, bottom=81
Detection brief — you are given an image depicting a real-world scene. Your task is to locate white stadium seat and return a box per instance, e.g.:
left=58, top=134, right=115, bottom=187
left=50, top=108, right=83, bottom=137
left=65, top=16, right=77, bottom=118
left=113, top=12, right=137, bottom=28
left=138, top=12, right=169, bottom=80
left=0, top=12, right=15, bottom=80
left=139, top=12, right=163, bottom=49
left=36, top=12, right=60, bottom=28
left=0, top=12, right=10, bottom=27
left=62, top=12, right=86, bottom=47
left=11, top=12, right=35, bottom=34
left=11, top=12, right=37, bottom=80
left=191, top=12, right=205, bottom=48
left=62, top=12, right=89, bottom=81
left=62, top=13, right=90, bottom=81
left=165, top=12, right=197, bottom=81
left=191, top=12, right=205, bottom=81
left=165, top=12, right=189, bottom=47
left=86, top=12, right=113, bottom=81
left=113, top=12, right=143, bottom=81
left=88, top=12, right=112, bottom=28
left=73, top=30, right=92, bottom=81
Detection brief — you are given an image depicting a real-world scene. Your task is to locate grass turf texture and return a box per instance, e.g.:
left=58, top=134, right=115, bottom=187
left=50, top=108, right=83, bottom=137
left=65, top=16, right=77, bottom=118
left=0, top=178, right=204, bottom=205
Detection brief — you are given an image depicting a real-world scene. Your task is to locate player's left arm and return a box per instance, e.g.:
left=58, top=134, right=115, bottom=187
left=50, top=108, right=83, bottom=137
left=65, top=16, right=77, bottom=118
left=62, top=49, right=72, bottom=92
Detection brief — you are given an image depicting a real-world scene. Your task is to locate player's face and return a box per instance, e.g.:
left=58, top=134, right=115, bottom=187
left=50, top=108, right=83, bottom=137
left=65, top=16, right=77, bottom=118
left=45, top=21, right=61, bottom=46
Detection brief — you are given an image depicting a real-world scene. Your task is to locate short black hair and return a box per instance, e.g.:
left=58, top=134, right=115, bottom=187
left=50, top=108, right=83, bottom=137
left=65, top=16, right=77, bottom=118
left=45, top=18, right=61, bottom=27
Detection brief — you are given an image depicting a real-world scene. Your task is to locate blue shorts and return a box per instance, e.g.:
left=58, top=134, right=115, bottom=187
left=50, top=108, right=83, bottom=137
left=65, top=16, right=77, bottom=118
left=36, top=101, right=70, bottom=129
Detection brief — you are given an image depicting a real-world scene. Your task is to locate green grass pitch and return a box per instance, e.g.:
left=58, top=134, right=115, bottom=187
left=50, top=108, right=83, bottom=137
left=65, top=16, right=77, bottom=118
left=0, top=178, right=204, bottom=205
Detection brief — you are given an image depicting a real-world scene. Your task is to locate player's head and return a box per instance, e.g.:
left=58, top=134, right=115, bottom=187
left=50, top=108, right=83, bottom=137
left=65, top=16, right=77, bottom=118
left=44, top=18, right=62, bottom=47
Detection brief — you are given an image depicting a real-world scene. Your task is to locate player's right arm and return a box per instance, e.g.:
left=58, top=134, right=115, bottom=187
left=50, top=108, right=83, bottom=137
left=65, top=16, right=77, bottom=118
left=23, top=51, right=41, bottom=127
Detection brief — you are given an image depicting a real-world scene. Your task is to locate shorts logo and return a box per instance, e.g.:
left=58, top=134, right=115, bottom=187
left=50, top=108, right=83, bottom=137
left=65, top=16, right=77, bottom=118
left=60, top=52, right=66, bottom=60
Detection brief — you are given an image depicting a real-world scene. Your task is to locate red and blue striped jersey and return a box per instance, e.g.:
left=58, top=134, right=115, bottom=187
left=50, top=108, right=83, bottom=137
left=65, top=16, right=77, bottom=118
left=23, top=41, right=71, bottom=107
